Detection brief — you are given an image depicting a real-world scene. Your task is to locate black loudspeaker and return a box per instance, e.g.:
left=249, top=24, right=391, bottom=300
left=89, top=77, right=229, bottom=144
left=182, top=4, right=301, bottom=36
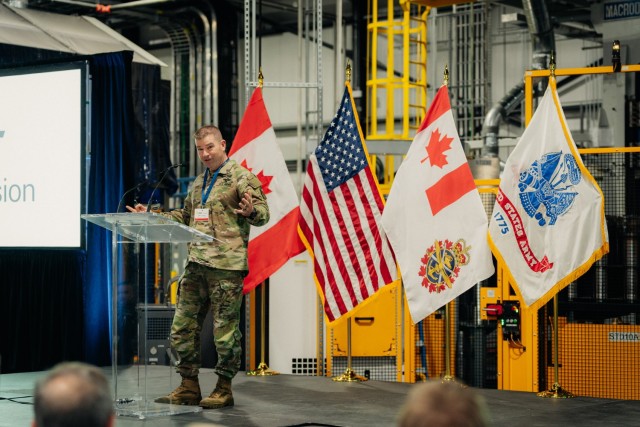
left=137, top=305, right=217, bottom=368
left=137, top=305, right=175, bottom=365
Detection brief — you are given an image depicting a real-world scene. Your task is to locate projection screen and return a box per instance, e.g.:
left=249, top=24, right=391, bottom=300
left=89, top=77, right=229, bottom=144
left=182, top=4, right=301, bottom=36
left=0, top=62, right=88, bottom=248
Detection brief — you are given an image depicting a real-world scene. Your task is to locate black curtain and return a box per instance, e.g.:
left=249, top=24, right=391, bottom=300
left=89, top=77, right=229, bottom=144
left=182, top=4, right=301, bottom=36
left=0, top=250, right=86, bottom=372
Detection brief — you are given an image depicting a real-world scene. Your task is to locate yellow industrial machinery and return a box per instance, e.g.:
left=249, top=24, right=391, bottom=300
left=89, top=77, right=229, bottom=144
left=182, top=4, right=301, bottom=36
left=333, top=3, right=640, bottom=401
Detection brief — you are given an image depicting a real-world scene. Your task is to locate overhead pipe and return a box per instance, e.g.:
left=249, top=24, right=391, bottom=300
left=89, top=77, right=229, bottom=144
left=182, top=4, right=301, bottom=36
left=480, top=0, right=555, bottom=160
left=109, top=0, right=174, bottom=9
left=40, top=0, right=216, bottom=178
left=159, top=14, right=198, bottom=176
left=44, top=0, right=176, bottom=12
left=163, top=5, right=216, bottom=176
left=200, top=2, right=219, bottom=127
left=183, top=4, right=215, bottom=129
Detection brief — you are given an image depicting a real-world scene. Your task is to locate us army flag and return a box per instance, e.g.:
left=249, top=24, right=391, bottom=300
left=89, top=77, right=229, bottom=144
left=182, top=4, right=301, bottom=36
left=488, top=77, right=609, bottom=310
left=382, top=85, right=494, bottom=324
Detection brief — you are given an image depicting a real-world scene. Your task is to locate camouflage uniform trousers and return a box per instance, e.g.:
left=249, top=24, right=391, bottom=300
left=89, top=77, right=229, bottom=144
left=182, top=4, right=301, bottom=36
left=171, top=261, right=244, bottom=379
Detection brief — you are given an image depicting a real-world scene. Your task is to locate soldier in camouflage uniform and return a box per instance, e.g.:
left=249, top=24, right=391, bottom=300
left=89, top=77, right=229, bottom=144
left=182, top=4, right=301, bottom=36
left=128, top=125, right=269, bottom=409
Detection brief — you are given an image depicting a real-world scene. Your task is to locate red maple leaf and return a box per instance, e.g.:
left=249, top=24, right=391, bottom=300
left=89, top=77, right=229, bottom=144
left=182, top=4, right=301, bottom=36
left=240, top=159, right=274, bottom=195
left=418, top=264, right=426, bottom=277
left=421, top=128, right=453, bottom=168
left=255, top=170, right=274, bottom=195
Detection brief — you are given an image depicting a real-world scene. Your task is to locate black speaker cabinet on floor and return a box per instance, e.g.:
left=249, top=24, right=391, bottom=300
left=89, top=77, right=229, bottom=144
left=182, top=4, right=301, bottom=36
left=137, top=304, right=217, bottom=368
left=137, top=305, right=175, bottom=366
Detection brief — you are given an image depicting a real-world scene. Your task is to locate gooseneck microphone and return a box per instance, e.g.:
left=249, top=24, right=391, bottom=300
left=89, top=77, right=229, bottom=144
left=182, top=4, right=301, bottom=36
left=116, top=179, right=149, bottom=213
left=146, top=163, right=184, bottom=212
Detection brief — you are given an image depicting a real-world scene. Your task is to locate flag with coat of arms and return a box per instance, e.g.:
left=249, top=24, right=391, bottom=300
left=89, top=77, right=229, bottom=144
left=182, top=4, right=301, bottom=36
left=488, top=77, right=609, bottom=310
left=381, top=84, right=495, bottom=324
left=229, top=86, right=305, bottom=294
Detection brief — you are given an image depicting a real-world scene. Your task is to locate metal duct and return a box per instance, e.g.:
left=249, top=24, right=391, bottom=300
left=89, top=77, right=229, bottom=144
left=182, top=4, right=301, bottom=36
left=480, top=0, right=555, bottom=160
left=160, top=5, right=218, bottom=177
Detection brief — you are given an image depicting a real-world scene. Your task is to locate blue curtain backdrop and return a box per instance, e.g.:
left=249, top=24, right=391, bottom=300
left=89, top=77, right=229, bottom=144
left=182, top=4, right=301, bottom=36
left=84, top=51, right=135, bottom=366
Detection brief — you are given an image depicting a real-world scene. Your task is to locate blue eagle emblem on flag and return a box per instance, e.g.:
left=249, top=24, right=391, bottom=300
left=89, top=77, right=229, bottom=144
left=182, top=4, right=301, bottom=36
left=518, top=151, right=581, bottom=226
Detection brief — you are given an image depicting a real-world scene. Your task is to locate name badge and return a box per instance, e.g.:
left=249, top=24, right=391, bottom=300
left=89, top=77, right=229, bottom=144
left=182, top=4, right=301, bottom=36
left=194, top=208, right=209, bottom=222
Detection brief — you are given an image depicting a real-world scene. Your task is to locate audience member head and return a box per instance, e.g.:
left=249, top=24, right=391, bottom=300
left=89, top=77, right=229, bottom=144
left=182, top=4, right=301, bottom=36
left=397, top=380, right=490, bottom=427
left=33, top=362, right=114, bottom=427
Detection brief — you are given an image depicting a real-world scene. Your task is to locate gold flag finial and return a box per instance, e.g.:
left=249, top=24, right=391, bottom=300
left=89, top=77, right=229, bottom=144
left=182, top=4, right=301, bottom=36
left=549, top=51, right=556, bottom=78
left=258, top=67, right=264, bottom=88
left=443, top=64, right=449, bottom=86
left=612, top=40, right=621, bottom=72
left=346, top=61, right=351, bottom=84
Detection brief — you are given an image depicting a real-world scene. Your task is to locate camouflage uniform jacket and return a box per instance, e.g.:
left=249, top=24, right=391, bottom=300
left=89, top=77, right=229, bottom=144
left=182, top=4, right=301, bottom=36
left=165, top=159, right=269, bottom=271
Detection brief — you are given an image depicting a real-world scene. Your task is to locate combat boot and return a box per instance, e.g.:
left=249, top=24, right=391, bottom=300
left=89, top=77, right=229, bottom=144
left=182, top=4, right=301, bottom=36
left=155, top=375, right=202, bottom=405
left=199, top=375, right=234, bottom=409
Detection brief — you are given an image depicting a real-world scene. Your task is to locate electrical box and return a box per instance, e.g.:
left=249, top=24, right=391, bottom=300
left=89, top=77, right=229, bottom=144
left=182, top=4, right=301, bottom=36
left=480, top=287, right=501, bottom=320
left=500, top=300, right=520, bottom=341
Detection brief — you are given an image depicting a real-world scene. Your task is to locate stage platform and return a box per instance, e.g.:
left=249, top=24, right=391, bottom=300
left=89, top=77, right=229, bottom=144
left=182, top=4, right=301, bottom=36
left=2, top=365, right=640, bottom=427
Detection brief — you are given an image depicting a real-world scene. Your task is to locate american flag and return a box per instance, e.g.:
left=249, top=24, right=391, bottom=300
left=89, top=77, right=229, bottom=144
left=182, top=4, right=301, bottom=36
left=298, top=83, right=397, bottom=322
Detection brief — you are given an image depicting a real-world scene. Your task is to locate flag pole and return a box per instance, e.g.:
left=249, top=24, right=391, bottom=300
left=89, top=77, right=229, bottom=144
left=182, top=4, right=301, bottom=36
left=332, top=317, right=367, bottom=382
left=537, top=294, right=573, bottom=398
left=535, top=54, right=573, bottom=398
left=245, top=69, right=278, bottom=377
left=442, top=302, right=455, bottom=382
left=332, top=61, right=367, bottom=383
left=440, top=65, right=456, bottom=384
left=247, top=281, right=279, bottom=376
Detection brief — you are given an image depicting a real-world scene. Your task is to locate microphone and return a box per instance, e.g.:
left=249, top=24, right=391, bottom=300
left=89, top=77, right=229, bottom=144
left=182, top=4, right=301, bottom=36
left=117, top=179, right=149, bottom=213
left=146, top=163, right=183, bottom=212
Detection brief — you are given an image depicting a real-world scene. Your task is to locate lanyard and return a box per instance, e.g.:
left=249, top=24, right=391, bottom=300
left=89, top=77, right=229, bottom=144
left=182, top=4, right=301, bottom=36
left=201, top=159, right=228, bottom=205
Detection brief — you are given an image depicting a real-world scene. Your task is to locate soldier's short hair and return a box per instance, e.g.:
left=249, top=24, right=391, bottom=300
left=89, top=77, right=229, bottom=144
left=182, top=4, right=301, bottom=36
left=194, top=125, right=223, bottom=142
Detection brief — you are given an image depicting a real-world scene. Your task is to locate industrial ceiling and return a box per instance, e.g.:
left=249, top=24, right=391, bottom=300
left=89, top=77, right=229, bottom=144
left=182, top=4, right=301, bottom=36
left=16, top=0, right=606, bottom=50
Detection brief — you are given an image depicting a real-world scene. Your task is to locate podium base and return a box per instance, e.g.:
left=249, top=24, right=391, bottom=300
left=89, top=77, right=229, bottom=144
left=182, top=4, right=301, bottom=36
left=115, top=399, right=203, bottom=419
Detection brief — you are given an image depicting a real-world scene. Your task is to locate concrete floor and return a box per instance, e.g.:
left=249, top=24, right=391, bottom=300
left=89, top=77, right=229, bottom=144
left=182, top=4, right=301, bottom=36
left=2, top=365, right=640, bottom=427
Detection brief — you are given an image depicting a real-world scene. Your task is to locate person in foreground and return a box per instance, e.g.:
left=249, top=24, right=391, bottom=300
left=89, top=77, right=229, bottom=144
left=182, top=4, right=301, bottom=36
left=32, top=362, right=114, bottom=427
left=397, top=380, right=491, bottom=427
left=128, top=125, right=269, bottom=409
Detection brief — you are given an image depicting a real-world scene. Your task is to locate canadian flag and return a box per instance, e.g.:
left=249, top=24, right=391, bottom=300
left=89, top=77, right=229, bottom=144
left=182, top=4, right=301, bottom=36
left=381, top=85, right=494, bottom=323
left=229, top=87, right=305, bottom=293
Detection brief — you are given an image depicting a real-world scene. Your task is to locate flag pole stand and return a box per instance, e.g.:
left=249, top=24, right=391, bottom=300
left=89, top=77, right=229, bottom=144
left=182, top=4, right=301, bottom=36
left=439, top=68, right=458, bottom=386
left=537, top=294, right=574, bottom=398
left=534, top=53, right=571, bottom=398
left=332, top=317, right=367, bottom=382
left=441, top=302, right=457, bottom=383
left=247, top=282, right=279, bottom=376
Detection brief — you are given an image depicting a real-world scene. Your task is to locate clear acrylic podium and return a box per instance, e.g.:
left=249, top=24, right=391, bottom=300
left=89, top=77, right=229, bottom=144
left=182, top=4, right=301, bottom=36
left=82, top=212, right=213, bottom=419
